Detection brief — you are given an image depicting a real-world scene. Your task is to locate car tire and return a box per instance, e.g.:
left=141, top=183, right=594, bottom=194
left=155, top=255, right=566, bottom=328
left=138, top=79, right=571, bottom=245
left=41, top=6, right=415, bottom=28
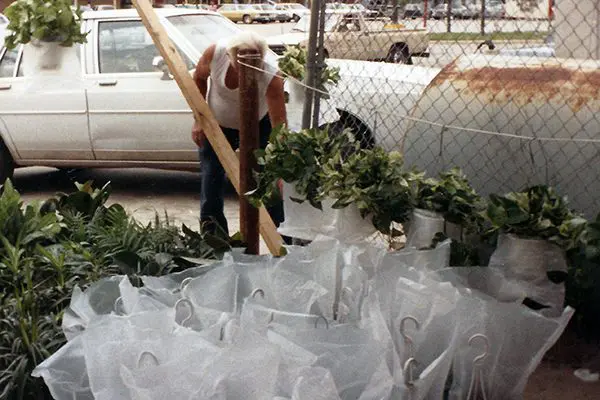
left=0, top=140, right=15, bottom=185
left=386, top=44, right=410, bottom=64
left=242, top=14, right=252, bottom=24
left=293, top=14, right=300, bottom=22
left=322, top=110, right=374, bottom=150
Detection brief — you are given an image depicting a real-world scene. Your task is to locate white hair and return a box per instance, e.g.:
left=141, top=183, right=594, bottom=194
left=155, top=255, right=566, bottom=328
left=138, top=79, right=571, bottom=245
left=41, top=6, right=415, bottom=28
left=226, top=31, right=268, bottom=62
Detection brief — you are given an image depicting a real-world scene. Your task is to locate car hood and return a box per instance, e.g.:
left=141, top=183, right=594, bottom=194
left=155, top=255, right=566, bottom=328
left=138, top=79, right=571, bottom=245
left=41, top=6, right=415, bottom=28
left=267, top=32, right=308, bottom=46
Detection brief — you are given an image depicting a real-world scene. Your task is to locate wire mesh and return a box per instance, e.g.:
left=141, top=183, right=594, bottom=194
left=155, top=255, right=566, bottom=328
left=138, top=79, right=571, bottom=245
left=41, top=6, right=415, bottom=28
left=296, top=0, right=600, bottom=218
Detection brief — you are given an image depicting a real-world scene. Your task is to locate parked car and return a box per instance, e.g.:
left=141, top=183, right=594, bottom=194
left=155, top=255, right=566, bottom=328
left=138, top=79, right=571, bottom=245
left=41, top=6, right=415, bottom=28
left=0, top=8, right=437, bottom=183
left=95, top=5, right=115, bottom=11
left=178, top=3, right=211, bottom=10
left=218, top=4, right=275, bottom=24
left=255, top=4, right=292, bottom=22
left=403, top=3, right=423, bottom=19
left=275, top=3, right=310, bottom=22
left=431, top=3, right=471, bottom=19
left=269, top=12, right=429, bottom=64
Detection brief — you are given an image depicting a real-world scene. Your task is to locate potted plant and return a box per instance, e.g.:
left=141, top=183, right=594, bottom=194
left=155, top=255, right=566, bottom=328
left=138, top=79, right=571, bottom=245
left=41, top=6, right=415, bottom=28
left=4, top=0, right=88, bottom=74
left=248, top=125, right=356, bottom=240
left=320, top=146, right=417, bottom=245
left=277, top=45, right=340, bottom=103
left=407, top=168, right=484, bottom=250
left=484, top=185, right=587, bottom=317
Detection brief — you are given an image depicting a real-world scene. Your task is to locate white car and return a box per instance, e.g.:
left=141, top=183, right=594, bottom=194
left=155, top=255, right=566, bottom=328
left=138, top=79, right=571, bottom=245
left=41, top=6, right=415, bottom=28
left=275, top=3, right=310, bottom=22
left=0, top=8, right=436, bottom=182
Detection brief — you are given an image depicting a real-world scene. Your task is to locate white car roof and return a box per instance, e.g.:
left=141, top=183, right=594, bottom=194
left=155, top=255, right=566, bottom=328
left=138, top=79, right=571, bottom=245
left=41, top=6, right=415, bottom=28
left=82, top=7, right=218, bottom=20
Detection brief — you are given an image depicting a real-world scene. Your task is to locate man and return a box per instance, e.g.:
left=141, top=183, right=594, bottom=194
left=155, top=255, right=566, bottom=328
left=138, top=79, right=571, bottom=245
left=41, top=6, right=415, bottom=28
left=192, top=32, right=287, bottom=235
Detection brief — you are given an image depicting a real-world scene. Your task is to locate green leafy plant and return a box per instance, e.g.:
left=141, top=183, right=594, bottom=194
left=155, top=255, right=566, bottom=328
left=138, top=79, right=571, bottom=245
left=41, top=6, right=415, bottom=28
left=4, top=0, right=89, bottom=50
left=321, top=147, right=417, bottom=235
left=484, top=185, right=587, bottom=251
left=278, top=45, right=341, bottom=97
left=0, top=179, right=236, bottom=399
left=248, top=125, right=357, bottom=210
left=415, top=168, right=485, bottom=234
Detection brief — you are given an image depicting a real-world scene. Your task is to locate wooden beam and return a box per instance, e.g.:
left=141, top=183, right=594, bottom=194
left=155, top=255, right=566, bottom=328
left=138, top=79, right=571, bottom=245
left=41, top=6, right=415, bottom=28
left=132, top=0, right=284, bottom=255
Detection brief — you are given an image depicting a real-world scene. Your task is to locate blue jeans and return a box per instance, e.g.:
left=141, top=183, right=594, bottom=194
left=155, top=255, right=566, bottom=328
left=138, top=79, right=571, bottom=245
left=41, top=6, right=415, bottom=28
left=199, top=115, right=284, bottom=235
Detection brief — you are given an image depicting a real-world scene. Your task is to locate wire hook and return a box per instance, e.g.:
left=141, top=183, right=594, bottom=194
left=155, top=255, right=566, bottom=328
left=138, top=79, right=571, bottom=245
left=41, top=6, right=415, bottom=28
left=468, top=333, right=489, bottom=365
left=400, top=316, right=420, bottom=358
left=137, top=351, right=159, bottom=368
left=251, top=288, right=265, bottom=299
left=314, top=315, right=329, bottom=329
left=114, top=296, right=125, bottom=315
left=403, top=357, right=418, bottom=387
left=175, top=298, right=194, bottom=327
left=180, top=277, right=193, bottom=292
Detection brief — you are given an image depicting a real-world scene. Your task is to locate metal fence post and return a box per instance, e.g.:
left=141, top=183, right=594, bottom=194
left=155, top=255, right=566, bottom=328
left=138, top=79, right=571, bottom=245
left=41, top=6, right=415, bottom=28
left=446, top=0, right=452, bottom=33
left=302, top=0, right=321, bottom=129
left=312, top=0, right=327, bottom=129
left=481, top=0, right=486, bottom=35
left=238, top=49, right=261, bottom=255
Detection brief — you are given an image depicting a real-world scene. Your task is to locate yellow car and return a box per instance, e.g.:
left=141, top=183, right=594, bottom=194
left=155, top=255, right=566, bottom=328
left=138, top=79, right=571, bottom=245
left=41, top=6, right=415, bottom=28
left=217, top=4, right=275, bottom=24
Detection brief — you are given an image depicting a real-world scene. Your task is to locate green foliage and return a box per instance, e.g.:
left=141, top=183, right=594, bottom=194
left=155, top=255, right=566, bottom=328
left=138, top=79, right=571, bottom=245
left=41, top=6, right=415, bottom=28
left=277, top=45, right=341, bottom=97
left=248, top=125, right=357, bottom=210
left=484, top=185, right=587, bottom=251
left=4, top=0, right=88, bottom=50
left=415, top=168, right=485, bottom=234
left=321, top=148, right=417, bottom=235
left=0, top=179, right=232, bottom=400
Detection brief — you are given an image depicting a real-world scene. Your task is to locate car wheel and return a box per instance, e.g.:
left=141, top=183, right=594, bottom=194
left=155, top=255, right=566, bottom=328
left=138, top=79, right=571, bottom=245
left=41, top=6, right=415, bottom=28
left=0, top=140, right=15, bottom=185
left=293, top=14, right=300, bottom=22
left=386, top=44, right=410, bottom=64
left=322, top=110, right=374, bottom=150
left=242, top=14, right=252, bottom=24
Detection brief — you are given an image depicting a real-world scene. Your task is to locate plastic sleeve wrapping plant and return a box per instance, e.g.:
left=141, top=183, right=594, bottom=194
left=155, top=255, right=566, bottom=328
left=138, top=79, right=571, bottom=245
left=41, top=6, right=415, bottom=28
left=488, top=233, right=568, bottom=317
left=141, top=261, right=224, bottom=293
left=447, top=294, right=575, bottom=400
left=181, top=265, right=239, bottom=313
left=381, top=239, right=451, bottom=273
left=61, top=275, right=131, bottom=340
left=31, top=335, right=94, bottom=400
left=405, top=208, right=446, bottom=249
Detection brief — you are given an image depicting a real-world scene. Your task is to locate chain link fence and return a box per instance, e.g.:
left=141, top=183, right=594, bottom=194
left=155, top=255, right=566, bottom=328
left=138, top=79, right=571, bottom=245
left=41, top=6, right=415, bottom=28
left=296, top=0, right=600, bottom=218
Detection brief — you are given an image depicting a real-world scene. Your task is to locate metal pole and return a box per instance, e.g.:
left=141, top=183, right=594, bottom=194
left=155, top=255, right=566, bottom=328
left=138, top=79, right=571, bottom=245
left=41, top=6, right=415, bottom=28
left=311, top=0, right=327, bottom=129
left=446, top=0, right=451, bottom=33
left=302, top=0, right=321, bottom=129
left=423, top=0, right=428, bottom=28
left=480, top=0, right=486, bottom=35
left=238, top=49, right=261, bottom=255
left=391, top=0, right=399, bottom=23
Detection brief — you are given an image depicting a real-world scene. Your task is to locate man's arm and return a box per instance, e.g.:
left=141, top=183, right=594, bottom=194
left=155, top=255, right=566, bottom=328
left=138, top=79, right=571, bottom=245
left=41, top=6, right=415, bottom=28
left=191, top=45, right=216, bottom=146
left=193, top=44, right=215, bottom=100
left=265, top=74, right=287, bottom=129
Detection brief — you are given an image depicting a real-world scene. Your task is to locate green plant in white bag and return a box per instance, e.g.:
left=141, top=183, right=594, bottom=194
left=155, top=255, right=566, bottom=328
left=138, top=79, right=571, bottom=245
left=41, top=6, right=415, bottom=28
left=4, top=0, right=89, bottom=50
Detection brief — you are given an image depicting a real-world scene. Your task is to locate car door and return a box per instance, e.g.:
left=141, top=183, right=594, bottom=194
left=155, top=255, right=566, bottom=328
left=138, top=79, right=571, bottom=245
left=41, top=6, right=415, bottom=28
left=84, top=18, right=198, bottom=164
left=0, top=45, right=93, bottom=161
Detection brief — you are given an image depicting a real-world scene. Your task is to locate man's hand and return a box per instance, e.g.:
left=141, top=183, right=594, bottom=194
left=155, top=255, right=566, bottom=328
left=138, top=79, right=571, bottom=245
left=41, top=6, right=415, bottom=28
left=192, top=121, right=206, bottom=148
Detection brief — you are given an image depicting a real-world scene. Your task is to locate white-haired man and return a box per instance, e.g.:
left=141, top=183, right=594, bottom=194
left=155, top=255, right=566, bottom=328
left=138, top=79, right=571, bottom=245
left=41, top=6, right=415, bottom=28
left=192, top=32, right=287, bottom=236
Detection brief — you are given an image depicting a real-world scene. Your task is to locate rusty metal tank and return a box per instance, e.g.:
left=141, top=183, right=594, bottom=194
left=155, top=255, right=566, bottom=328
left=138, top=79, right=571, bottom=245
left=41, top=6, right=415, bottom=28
left=402, top=54, right=600, bottom=217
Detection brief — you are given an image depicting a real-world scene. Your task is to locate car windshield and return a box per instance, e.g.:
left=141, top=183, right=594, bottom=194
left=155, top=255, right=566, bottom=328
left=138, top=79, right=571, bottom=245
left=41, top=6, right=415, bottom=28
left=239, top=4, right=253, bottom=10
left=292, top=14, right=339, bottom=32
left=290, top=4, right=305, bottom=9
left=167, top=14, right=240, bottom=54
left=261, top=5, right=275, bottom=10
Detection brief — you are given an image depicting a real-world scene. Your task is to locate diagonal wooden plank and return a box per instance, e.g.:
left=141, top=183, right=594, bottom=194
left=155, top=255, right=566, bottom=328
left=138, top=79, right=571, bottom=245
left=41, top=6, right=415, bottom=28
left=132, top=0, right=283, bottom=255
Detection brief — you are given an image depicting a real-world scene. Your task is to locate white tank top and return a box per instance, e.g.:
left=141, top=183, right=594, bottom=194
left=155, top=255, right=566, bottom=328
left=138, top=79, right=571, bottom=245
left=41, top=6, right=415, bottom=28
left=207, top=40, right=278, bottom=130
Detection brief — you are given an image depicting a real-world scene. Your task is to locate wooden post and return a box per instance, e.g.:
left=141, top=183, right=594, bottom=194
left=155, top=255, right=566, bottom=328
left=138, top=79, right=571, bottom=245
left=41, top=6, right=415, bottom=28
left=132, top=0, right=284, bottom=255
left=238, top=50, right=260, bottom=255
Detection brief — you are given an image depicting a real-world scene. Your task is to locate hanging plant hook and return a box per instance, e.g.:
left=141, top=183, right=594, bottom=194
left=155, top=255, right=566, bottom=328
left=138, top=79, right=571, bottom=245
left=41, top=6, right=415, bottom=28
left=137, top=351, right=159, bottom=368
left=400, top=316, right=420, bottom=358
left=468, top=333, right=489, bottom=365
left=175, top=298, right=195, bottom=327
left=251, top=288, right=265, bottom=299
left=314, top=315, right=329, bottom=329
